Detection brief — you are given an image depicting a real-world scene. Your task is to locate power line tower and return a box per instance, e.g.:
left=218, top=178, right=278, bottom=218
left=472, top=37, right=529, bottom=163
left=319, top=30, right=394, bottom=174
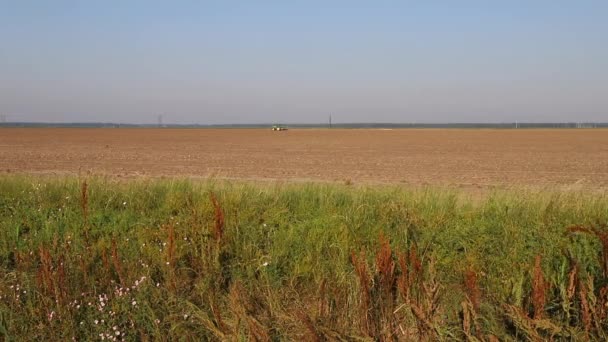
left=157, top=114, right=163, bottom=128
left=329, top=114, right=332, bottom=129
left=0, top=114, right=6, bottom=124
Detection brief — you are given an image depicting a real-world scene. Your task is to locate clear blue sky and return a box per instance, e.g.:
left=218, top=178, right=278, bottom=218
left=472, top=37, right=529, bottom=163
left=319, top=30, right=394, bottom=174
left=1, top=1, right=607, bottom=124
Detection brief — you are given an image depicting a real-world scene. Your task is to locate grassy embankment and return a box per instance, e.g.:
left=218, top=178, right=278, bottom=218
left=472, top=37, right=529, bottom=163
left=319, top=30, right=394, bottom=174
left=1, top=175, right=608, bottom=341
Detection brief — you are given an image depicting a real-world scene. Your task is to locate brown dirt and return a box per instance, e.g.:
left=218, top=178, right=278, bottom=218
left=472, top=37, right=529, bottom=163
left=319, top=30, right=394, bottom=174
left=1, top=128, right=608, bottom=190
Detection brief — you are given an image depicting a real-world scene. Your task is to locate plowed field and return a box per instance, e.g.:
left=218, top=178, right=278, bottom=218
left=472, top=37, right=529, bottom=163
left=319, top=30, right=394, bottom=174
left=2, top=128, right=607, bottom=189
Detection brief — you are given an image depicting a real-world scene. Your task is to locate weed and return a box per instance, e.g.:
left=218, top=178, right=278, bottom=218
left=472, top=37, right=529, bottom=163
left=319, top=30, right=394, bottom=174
left=0, top=175, right=607, bottom=340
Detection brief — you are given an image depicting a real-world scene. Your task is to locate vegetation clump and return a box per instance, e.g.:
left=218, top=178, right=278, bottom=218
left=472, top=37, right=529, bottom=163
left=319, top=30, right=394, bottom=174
left=0, top=175, right=607, bottom=340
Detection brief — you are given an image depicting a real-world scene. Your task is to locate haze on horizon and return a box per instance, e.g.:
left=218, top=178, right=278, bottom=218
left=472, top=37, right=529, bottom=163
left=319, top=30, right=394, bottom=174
left=1, top=1, right=607, bottom=125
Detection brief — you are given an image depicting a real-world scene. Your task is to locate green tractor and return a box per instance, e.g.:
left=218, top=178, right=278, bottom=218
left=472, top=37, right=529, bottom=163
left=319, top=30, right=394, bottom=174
left=272, top=125, right=288, bottom=131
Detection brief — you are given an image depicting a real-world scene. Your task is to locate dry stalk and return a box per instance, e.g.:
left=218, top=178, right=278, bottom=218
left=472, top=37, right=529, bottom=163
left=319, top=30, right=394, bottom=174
left=36, top=246, right=67, bottom=304
left=409, top=245, right=422, bottom=292
left=111, top=239, right=124, bottom=285
left=228, top=281, right=246, bottom=319
left=421, top=258, right=441, bottom=326
left=399, top=254, right=442, bottom=340
left=397, top=244, right=442, bottom=340
left=503, top=305, right=543, bottom=342
left=101, top=248, right=111, bottom=275
left=210, top=192, right=225, bottom=242
left=81, top=180, right=88, bottom=223
left=505, top=304, right=563, bottom=341
left=531, top=255, right=548, bottom=320
left=37, top=246, right=54, bottom=297
left=567, top=264, right=578, bottom=303
left=463, top=268, right=484, bottom=340
left=464, top=268, right=481, bottom=313
left=397, top=251, right=410, bottom=305
left=461, top=301, right=472, bottom=339
left=487, top=334, right=500, bottom=342
left=246, top=317, right=271, bottom=342
left=397, top=244, right=423, bottom=304
left=209, top=298, right=229, bottom=334
left=374, top=233, right=398, bottom=340
left=229, top=282, right=270, bottom=342
left=297, top=310, right=322, bottom=342
left=409, top=302, right=437, bottom=337
left=584, top=275, right=605, bottom=336
left=376, top=233, right=396, bottom=294
left=350, top=250, right=371, bottom=336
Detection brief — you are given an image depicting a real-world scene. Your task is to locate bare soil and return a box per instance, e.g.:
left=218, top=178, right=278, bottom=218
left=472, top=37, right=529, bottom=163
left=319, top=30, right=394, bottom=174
left=2, top=128, right=608, bottom=189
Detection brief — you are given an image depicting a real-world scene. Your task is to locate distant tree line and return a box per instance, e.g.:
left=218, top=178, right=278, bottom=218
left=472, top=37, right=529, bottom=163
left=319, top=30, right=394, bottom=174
left=1, top=122, right=607, bottom=129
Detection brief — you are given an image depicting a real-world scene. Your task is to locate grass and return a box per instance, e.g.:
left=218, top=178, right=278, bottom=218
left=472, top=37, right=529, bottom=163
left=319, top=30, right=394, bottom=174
left=0, top=175, right=608, bottom=340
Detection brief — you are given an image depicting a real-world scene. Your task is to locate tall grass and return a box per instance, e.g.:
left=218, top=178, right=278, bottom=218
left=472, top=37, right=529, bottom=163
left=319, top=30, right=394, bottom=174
left=0, top=175, right=607, bottom=340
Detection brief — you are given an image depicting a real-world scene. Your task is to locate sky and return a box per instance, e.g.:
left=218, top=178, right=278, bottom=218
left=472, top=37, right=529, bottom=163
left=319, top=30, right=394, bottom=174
left=1, top=1, right=607, bottom=124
